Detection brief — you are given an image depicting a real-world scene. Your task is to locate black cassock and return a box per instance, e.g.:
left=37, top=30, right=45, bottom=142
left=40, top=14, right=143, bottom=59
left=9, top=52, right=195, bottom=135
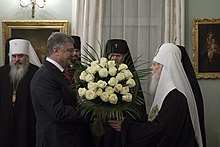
left=96, top=39, right=147, bottom=147
left=121, top=89, right=198, bottom=147
left=0, top=64, right=38, bottom=147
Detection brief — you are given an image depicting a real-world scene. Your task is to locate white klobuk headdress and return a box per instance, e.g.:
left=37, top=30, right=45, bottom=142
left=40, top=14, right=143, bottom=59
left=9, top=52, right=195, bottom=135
left=149, top=43, right=203, bottom=147
left=9, top=39, right=42, bottom=67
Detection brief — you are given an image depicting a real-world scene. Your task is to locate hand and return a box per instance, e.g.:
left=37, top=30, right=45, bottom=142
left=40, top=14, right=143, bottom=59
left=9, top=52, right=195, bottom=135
left=108, top=120, right=123, bottom=132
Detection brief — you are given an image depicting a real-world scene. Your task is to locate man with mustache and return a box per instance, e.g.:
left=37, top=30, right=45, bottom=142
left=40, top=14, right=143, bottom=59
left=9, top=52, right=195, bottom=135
left=0, top=39, right=41, bottom=147
left=68, top=35, right=86, bottom=83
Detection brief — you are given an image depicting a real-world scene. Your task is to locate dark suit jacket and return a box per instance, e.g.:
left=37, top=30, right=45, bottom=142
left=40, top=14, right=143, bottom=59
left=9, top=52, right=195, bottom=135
left=31, top=61, right=94, bottom=147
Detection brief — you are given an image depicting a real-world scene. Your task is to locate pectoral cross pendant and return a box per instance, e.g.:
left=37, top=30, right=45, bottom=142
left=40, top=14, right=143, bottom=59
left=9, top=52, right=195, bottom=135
left=12, top=90, right=16, bottom=106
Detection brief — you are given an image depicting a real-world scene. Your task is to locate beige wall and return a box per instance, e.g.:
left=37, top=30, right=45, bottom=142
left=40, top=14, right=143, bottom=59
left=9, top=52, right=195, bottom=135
left=186, top=0, right=220, bottom=147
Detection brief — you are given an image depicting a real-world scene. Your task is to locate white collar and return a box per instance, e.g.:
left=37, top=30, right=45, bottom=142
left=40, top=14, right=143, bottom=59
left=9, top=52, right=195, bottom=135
left=46, top=57, right=64, bottom=72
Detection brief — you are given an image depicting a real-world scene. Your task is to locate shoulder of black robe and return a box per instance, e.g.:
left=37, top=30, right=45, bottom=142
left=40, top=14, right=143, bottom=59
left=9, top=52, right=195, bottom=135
left=122, top=89, right=198, bottom=147
left=177, top=45, right=206, bottom=147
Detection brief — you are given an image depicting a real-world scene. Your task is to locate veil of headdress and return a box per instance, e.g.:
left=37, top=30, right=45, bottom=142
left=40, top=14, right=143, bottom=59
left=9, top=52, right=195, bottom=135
left=178, top=45, right=206, bottom=147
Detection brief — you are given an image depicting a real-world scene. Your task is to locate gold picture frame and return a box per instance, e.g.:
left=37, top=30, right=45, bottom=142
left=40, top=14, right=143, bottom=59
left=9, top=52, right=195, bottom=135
left=2, top=20, right=69, bottom=64
left=193, top=18, right=220, bottom=79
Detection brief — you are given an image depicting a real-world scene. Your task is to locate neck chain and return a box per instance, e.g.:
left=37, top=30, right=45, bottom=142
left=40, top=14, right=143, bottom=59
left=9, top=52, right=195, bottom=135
left=12, top=78, right=21, bottom=107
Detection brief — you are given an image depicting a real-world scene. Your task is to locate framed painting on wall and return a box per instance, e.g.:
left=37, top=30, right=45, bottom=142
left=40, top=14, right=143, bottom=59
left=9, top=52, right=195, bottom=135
left=193, top=18, right=220, bottom=79
left=2, top=20, right=69, bottom=64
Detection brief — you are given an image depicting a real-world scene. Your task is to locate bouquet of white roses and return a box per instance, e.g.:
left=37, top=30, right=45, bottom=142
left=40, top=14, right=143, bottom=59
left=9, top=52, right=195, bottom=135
left=78, top=57, right=136, bottom=103
left=74, top=43, right=149, bottom=136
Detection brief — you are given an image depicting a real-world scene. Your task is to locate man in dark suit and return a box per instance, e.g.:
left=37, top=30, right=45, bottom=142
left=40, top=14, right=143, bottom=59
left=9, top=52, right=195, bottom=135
left=30, top=32, right=94, bottom=147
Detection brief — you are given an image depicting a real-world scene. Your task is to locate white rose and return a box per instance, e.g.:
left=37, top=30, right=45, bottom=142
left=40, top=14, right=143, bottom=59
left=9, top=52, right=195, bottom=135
left=107, top=60, right=116, bottom=67
left=114, top=84, right=123, bottom=93
left=118, top=63, right=128, bottom=71
left=96, top=88, right=103, bottom=96
left=99, top=57, right=108, bottom=67
left=122, top=93, right=133, bottom=102
left=108, top=77, right=118, bottom=86
left=78, top=87, right=87, bottom=97
left=85, top=74, right=95, bottom=82
left=109, top=94, right=118, bottom=104
left=97, top=80, right=107, bottom=89
left=79, top=71, right=87, bottom=81
left=126, top=78, right=136, bottom=88
left=121, top=86, right=130, bottom=94
left=91, top=61, right=101, bottom=71
left=124, top=70, right=133, bottom=79
left=99, top=68, right=108, bottom=78
left=105, top=86, right=114, bottom=95
left=88, top=82, right=98, bottom=91
left=91, top=60, right=99, bottom=67
left=116, top=72, right=125, bottom=81
left=108, top=66, right=117, bottom=76
left=86, top=66, right=96, bottom=75
left=85, top=90, right=97, bottom=100
left=100, top=92, right=109, bottom=102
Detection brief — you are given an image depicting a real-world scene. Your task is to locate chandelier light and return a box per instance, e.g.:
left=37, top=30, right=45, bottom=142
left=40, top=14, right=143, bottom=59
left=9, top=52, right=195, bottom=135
left=19, top=0, right=46, bottom=18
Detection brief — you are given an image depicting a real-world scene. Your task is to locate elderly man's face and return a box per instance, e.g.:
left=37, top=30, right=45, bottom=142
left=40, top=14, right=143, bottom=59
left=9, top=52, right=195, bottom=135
left=149, top=61, right=163, bottom=95
left=151, top=61, right=163, bottom=76
left=11, top=54, right=29, bottom=66
left=110, top=53, right=125, bottom=64
left=10, top=54, right=29, bottom=82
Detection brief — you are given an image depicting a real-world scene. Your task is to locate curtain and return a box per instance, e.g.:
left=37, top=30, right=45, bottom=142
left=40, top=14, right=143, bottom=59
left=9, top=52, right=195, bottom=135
left=101, top=0, right=164, bottom=111
left=71, top=0, right=104, bottom=56
left=164, top=0, right=185, bottom=46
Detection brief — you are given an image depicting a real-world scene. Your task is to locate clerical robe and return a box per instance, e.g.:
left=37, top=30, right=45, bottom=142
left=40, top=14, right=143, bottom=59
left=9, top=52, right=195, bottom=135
left=121, top=89, right=198, bottom=147
left=0, top=64, right=38, bottom=147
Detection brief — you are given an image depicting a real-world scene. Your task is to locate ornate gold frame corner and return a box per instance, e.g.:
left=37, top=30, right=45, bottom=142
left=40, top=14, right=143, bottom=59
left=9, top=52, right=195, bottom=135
left=2, top=20, right=69, bottom=64
left=193, top=18, right=220, bottom=79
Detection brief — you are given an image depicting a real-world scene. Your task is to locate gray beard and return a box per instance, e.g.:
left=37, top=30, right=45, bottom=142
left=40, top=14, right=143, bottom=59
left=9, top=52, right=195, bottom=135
left=149, top=73, right=160, bottom=97
left=9, top=61, right=29, bottom=83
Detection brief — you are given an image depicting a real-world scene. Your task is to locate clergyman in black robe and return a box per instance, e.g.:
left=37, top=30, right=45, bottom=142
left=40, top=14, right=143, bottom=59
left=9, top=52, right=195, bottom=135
left=69, top=35, right=86, bottom=82
left=0, top=38, right=41, bottom=147
left=95, top=39, right=147, bottom=147
left=109, top=43, right=205, bottom=147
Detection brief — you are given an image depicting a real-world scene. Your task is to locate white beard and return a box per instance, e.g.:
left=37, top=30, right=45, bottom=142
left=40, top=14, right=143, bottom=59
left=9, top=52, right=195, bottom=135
left=9, top=61, right=29, bottom=83
left=149, top=72, right=161, bottom=96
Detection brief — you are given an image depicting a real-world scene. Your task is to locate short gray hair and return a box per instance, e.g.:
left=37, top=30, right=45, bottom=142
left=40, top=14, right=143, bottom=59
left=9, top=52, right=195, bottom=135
left=47, top=32, right=74, bottom=55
